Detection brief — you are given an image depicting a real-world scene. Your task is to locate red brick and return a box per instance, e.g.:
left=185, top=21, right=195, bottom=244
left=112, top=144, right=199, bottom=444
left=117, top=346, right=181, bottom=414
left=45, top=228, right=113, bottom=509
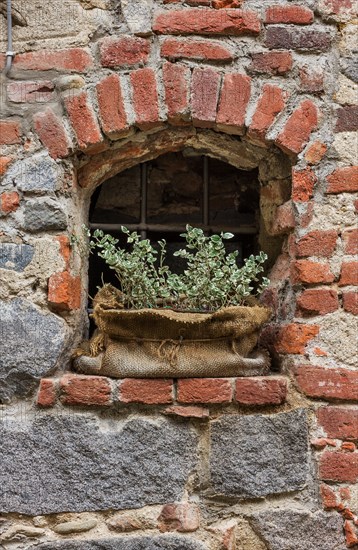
left=130, top=68, right=161, bottom=131
left=295, top=365, right=358, bottom=401
left=164, top=405, right=209, bottom=418
left=163, top=62, right=191, bottom=125
left=299, top=66, right=324, bottom=93
left=276, top=323, right=319, bottom=354
left=319, top=451, right=358, bottom=483
left=177, top=378, right=233, bottom=403
left=7, top=81, right=55, bottom=103
left=96, top=75, right=129, bottom=139
left=342, top=442, right=356, bottom=452
left=317, top=407, right=358, bottom=440
left=60, top=374, right=112, bottom=406
left=235, top=376, right=287, bottom=405
left=212, top=0, right=242, bottom=7
left=191, top=67, right=221, bottom=128
left=0, top=156, right=13, bottom=176
left=339, top=262, right=358, bottom=286
left=271, top=201, right=295, bottom=235
left=14, top=48, right=93, bottom=72
left=335, top=105, right=358, bottom=133
left=0, top=120, right=21, bottom=144
left=216, top=73, right=250, bottom=134
left=297, top=289, right=339, bottom=316
left=326, top=167, right=358, bottom=194
left=343, top=292, right=358, bottom=315
left=276, top=100, right=319, bottom=155
left=343, top=229, right=358, bottom=255
left=0, top=191, right=20, bottom=214
left=48, top=271, right=82, bottom=311
left=56, top=235, right=71, bottom=270
left=320, top=483, right=339, bottom=510
left=248, top=84, right=287, bottom=142
left=265, top=27, right=331, bottom=51
left=33, top=108, right=71, bottom=159
left=64, top=91, right=104, bottom=153
left=248, top=51, right=292, bottom=75
left=344, top=520, right=358, bottom=548
left=292, top=260, right=335, bottom=284
left=311, top=438, right=337, bottom=450
left=295, top=230, right=338, bottom=257
left=305, top=141, right=327, bottom=164
left=153, top=9, right=260, bottom=36
left=37, top=379, right=57, bottom=407
left=99, top=36, right=150, bottom=68
left=161, top=38, right=233, bottom=62
left=265, top=5, right=314, bottom=24
left=158, top=503, right=200, bottom=533
left=292, top=167, right=317, bottom=202
left=119, top=379, right=173, bottom=404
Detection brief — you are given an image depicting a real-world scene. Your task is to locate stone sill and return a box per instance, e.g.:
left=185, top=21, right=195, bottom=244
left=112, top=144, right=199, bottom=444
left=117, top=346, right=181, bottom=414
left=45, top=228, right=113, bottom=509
left=37, top=373, right=288, bottom=410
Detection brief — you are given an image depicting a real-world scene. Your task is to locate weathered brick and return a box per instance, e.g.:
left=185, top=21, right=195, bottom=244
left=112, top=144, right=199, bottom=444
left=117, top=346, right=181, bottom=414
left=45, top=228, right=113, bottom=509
left=153, top=9, right=260, bottom=36
left=276, top=323, right=319, bottom=354
left=161, top=38, right=233, bottom=62
left=163, top=405, right=209, bottom=418
left=37, top=378, right=57, bottom=408
left=305, top=141, right=327, bottom=164
left=14, top=48, right=93, bottom=72
left=248, top=51, right=292, bottom=75
left=216, top=73, right=250, bottom=134
left=33, top=108, right=71, bottom=159
left=7, top=81, right=55, bottom=103
left=344, top=520, right=358, bottom=549
left=119, top=379, right=173, bottom=404
left=335, top=106, right=358, bottom=133
left=130, top=68, right=161, bottom=131
left=295, top=230, right=338, bottom=257
left=339, top=262, right=358, bottom=286
left=235, top=376, right=287, bottom=405
left=276, top=100, right=319, bottom=155
left=343, top=229, right=358, bottom=255
left=297, top=289, right=339, bottom=315
left=56, top=235, right=71, bottom=270
left=191, top=67, right=221, bottom=128
left=295, top=365, right=358, bottom=401
left=320, top=483, right=339, bottom=510
left=316, top=407, right=358, bottom=440
left=319, top=451, right=358, bottom=483
left=342, top=442, right=357, bottom=452
left=99, top=36, right=150, bottom=68
left=158, top=503, right=200, bottom=533
left=271, top=201, right=295, bottom=235
left=48, top=271, right=82, bottom=311
left=248, top=84, right=287, bottom=142
left=326, top=166, right=358, bottom=194
left=299, top=66, right=324, bottom=93
left=0, top=157, right=13, bottom=176
left=292, top=260, right=335, bottom=284
left=319, top=0, right=355, bottom=17
left=0, top=120, right=21, bottom=144
left=0, top=191, right=20, bottom=214
left=60, top=374, right=112, bottom=406
left=265, top=5, right=314, bottom=24
left=265, top=27, right=331, bottom=51
left=343, top=292, right=358, bottom=315
left=163, top=62, right=191, bottom=125
left=212, top=0, right=242, bottom=7
left=96, top=75, right=129, bottom=138
left=177, top=378, right=233, bottom=403
left=312, top=438, right=337, bottom=450
left=64, top=91, right=104, bottom=153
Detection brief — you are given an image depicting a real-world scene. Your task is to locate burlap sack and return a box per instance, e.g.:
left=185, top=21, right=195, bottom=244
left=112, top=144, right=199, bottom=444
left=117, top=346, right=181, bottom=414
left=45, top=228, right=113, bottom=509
left=74, top=285, right=271, bottom=378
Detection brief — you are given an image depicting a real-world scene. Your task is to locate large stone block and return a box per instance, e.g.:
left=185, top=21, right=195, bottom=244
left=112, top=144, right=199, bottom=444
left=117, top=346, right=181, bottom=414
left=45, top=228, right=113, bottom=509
left=23, top=199, right=67, bottom=232
left=121, top=0, right=153, bottom=35
left=36, top=535, right=208, bottom=549
left=1, top=153, right=60, bottom=194
left=0, top=243, right=34, bottom=271
left=0, top=299, right=68, bottom=402
left=0, top=416, right=198, bottom=514
left=250, top=510, right=346, bottom=550
left=209, top=409, right=308, bottom=499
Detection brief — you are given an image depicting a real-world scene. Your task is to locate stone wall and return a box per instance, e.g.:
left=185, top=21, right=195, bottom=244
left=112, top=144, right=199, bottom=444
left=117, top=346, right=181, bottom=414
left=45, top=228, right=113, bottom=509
left=0, top=0, right=357, bottom=548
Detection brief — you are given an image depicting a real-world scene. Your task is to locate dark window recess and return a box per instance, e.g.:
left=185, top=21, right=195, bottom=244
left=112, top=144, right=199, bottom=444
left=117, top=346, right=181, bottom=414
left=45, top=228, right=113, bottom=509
left=89, top=152, right=260, bottom=301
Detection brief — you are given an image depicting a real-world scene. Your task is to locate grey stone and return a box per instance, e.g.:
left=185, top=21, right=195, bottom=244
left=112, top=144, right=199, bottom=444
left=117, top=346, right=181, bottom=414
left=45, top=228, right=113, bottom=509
left=36, top=535, right=208, bottom=550
left=121, top=0, right=153, bottom=35
left=250, top=510, right=346, bottom=550
left=0, top=416, right=198, bottom=514
left=53, top=519, right=97, bottom=534
left=0, top=243, right=34, bottom=271
left=342, top=57, right=358, bottom=83
left=0, top=298, right=68, bottom=402
left=209, top=409, right=308, bottom=499
left=1, top=153, right=60, bottom=194
left=23, top=199, right=67, bottom=232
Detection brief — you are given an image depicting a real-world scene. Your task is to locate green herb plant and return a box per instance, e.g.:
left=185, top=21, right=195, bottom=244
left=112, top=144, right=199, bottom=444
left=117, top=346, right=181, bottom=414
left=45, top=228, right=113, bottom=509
left=87, top=225, right=269, bottom=311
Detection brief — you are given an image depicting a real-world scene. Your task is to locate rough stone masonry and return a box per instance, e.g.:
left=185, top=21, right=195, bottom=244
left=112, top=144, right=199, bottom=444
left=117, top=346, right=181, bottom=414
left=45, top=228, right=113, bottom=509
left=0, top=0, right=357, bottom=548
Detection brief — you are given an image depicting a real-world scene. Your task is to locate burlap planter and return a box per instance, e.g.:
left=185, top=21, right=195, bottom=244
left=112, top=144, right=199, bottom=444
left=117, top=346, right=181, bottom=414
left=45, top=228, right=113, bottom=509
left=74, top=285, right=271, bottom=378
